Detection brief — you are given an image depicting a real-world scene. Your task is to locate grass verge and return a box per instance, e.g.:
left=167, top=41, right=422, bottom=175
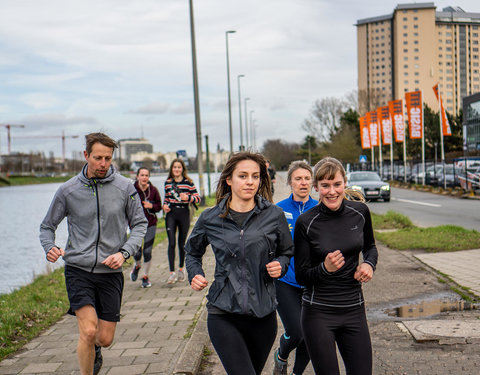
left=0, top=268, right=69, bottom=361
left=375, top=225, right=480, bottom=252
left=0, top=175, right=73, bottom=187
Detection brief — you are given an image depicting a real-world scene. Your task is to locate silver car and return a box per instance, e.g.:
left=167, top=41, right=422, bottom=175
left=347, top=171, right=390, bottom=202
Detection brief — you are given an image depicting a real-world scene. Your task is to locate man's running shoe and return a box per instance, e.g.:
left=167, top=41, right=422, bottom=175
left=142, top=276, right=151, bottom=288
left=177, top=269, right=185, bottom=282
left=167, top=272, right=177, bottom=284
left=130, top=265, right=141, bottom=282
left=272, top=348, right=287, bottom=375
left=93, top=345, right=103, bottom=375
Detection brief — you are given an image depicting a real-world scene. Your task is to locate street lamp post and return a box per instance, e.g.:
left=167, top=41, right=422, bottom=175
left=244, top=97, right=250, bottom=150
left=225, top=30, right=236, bottom=154
left=237, top=74, right=245, bottom=151
left=188, top=0, right=204, bottom=201
left=249, top=110, right=255, bottom=149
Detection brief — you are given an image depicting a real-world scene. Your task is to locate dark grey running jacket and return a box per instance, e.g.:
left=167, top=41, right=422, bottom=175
left=185, top=195, right=294, bottom=318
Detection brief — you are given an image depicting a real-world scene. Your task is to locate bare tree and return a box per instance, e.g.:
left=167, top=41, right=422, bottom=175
left=301, top=97, right=349, bottom=142
left=358, top=88, right=385, bottom=114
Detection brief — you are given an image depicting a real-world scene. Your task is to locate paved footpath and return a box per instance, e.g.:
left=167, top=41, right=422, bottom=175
left=1, top=173, right=480, bottom=374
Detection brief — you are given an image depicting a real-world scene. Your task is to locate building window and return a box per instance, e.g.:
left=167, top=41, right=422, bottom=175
left=474, top=55, right=479, bottom=59
left=414, top=40, right=419, bottom=44
left=446, top=32, right=452, bottom=37
left=414, top=64, right=419, bottom=69
left=439, top=54, right=443, bottom=58
left=414, top=17, right=418, bottom=20
left=446, top=40, right=452, bottom=44
left=404, top=80, right=409, bottom=84
left=404, top=72, right=408, bottom=76
left=404, top=49, right=408, bottom=52
left=415, top=56, right=419, bottom=60
left=473, top=48, right=479, bottom=52
left=404, top=64, right=409, bottom=68
left=403, top=41, right=408, bottom=45
left=403, top=17, right=407, bottom=21
left=404, top=57, right=408, bottom=61
left=415, top=48, right=420, bottom=52
left=446, top=47, right=452, bottom=51
left=403, top=25, right=408, bottom=29
left=415, top=71, right=420, bottom=75
left=414, top=25, right=418, bottom=29
left=473, top=40, right=479, bottom=45
left=447, top=54, right=452, bottom=59
left=473, top=33, right=479, bottom=37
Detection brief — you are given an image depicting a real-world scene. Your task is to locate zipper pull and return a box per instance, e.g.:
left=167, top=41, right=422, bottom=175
left=240, top=229, right=244, bottom=240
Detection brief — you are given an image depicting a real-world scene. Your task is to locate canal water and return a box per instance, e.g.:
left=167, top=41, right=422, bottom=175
left=0, top=172, right=219, bottom=295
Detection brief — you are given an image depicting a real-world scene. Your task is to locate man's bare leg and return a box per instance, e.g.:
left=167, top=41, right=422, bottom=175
left=75, top=305, right=98, bottom=375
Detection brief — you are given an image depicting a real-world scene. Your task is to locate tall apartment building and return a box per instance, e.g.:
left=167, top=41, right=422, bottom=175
left=357, top=3, right=480, bottom=115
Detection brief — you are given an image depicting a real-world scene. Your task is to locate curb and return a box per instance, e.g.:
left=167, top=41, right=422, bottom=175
left=173, top=294, right=209, bottom=375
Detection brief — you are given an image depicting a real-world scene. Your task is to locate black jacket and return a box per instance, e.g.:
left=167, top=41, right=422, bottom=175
left=185, top=195, right=294, bottom=318
left=294, top=199, right=378, bottom=309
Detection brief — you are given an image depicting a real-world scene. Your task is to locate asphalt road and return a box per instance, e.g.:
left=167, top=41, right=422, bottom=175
left=367, top=187, right=480, bottom=231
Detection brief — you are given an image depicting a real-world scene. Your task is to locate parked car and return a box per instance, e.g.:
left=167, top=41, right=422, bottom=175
left=347, top=171, right=390, bottom=202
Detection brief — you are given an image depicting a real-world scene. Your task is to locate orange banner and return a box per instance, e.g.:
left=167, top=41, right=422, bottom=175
left=377, top=106, right=392, bottom=145
left=432, top=83, right=452, bottom=136
left=366, top=111, right=379, bottom=147
left=359, top=116, right=371, bottom=149
left=388, top=99, right=405, bottom=143
left=405, top=90, right=423, bottom=139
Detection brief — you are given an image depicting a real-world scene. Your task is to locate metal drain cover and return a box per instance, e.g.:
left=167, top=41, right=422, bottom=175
left=402, top=320, right=480, bottom=343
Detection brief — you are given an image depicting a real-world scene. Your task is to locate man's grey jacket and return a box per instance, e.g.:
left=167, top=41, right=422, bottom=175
left=40, top=164, right=147, bottom=273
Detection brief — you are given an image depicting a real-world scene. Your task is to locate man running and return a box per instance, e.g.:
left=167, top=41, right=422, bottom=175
left=40, top=132, right=147, bottom=375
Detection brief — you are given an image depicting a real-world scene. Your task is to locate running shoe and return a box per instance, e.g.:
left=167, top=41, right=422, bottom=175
left=93, top=345, right=103, bottom=375
left=142, top=276, right=152, bottom=288
left=167, top=272, right=177, bottom=284
left=177, top=269, right=185, bottom=282
left=272, top=348, right=287, bottom=375
left=130, top=265, right=141, bottom=282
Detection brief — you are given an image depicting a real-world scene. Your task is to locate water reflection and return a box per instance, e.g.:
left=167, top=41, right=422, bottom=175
left=385, top=299, right=477, bottom=318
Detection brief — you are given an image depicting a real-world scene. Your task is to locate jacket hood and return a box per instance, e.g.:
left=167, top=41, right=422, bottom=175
left=78, top=163, right=117, bottom=184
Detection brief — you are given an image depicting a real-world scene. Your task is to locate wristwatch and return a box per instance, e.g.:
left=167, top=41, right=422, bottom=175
left=119, top=249, right=130, bottom=260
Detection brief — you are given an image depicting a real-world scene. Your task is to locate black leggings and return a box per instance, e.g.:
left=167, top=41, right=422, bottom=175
left=207, top=311, right=277, bottom=375
left=275, top=280, right=310, bottom=374
left=165, top=207, right=190, bottom=272
left=301, top=304, right=372, bottom=375
left=134, top=225, right=156, bottom=263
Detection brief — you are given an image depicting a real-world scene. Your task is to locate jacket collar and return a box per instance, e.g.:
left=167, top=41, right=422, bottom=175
left=318, top=199, right=346, bottom=216
left=288, top=193, right=316, bottom=208
left=78, top=163, right=116, bottom=185
left=218, top=193, right=271, bottom=216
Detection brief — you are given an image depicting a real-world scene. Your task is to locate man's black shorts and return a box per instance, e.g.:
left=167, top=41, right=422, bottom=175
left=65, top=265, right=124, bottom=322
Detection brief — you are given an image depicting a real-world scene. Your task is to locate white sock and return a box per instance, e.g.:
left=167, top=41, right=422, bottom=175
left=144, top=260, right=152, bottom=276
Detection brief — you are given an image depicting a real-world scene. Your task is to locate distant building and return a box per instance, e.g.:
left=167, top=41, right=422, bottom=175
left=117, top=138, right=153, bottom=162
left=357, top=3, right=480, bottom=115
left=463, top=92, right=480, bottom=153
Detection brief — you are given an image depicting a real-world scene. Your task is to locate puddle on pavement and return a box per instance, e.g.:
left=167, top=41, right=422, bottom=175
left=384, top=299, right=477, bottom=318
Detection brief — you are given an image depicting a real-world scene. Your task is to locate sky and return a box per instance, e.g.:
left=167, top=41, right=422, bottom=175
left=1, top=0, right=479, bottom=158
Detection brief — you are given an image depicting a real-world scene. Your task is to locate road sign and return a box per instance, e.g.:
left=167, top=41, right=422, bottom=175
left=359, top=155, right=367, bottom=163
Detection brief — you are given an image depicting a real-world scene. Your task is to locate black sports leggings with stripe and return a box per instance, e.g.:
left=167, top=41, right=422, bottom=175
left=165, top=206, right=190, bottom=272
left=207, top=311, right=277, bottom=375
left=301, top=304, right=372, bottom=375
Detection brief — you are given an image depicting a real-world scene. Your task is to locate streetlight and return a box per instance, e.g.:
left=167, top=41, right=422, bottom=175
left=237, top=74, right=245, bottom=151
left=188, top=0, right=204, bottom=200
left=249, top=110, right=255, bottom=149
left=244, top=97, right=250, bottom=149
left=225, top=30, right=236, bottom=154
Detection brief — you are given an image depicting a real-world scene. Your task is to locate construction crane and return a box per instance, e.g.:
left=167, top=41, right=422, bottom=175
left=0, top=124, right=25, bottom=155
left=12, top=131, right=79, bottom=161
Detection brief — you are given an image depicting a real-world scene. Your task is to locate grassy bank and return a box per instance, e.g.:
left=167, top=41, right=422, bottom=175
left=0, top=268, right=69, bottom=360
left=372, top=210, right=480, bottom=252
left=0, top=175, right=73, bottom=187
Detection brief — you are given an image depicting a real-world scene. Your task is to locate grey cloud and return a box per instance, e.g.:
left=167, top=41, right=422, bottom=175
left=128, top=102, right=170, bottom=115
